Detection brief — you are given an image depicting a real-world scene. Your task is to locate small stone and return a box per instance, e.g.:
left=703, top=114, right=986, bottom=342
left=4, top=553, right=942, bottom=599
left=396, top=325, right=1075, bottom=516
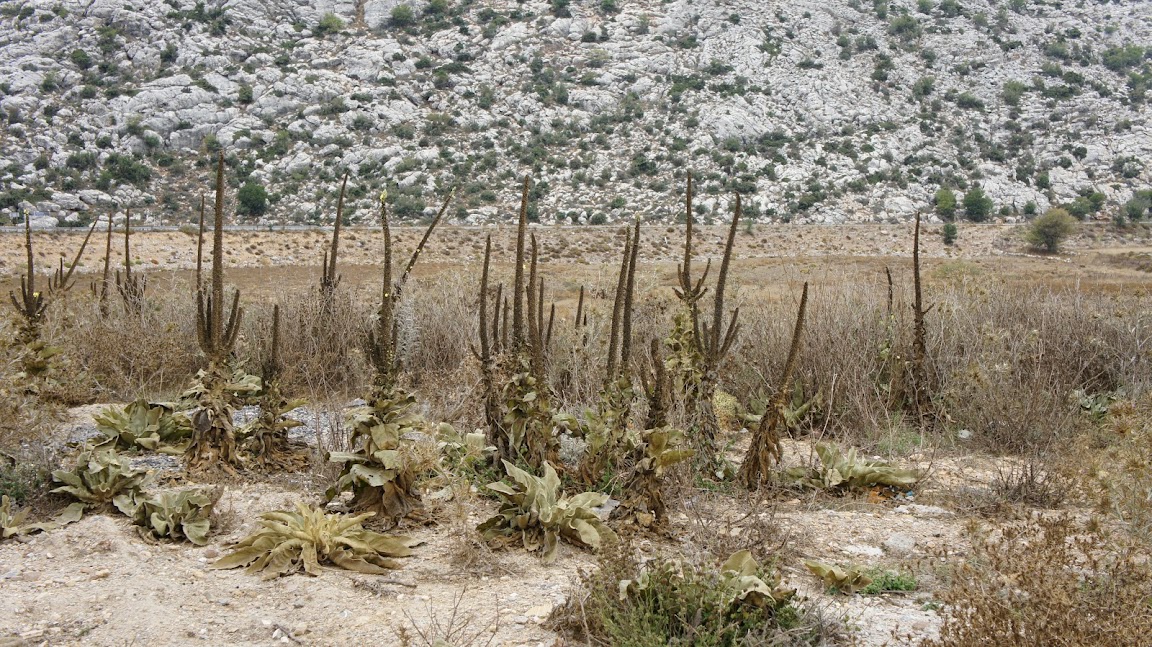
left=842, top=544, right=884, bottom=557
left=894, top=504, right=951, bottom=516
left=883, top=533, right=917, bottom=556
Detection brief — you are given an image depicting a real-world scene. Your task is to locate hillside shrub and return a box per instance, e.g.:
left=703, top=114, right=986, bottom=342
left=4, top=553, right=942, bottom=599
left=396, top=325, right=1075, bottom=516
left=237, top=181, right=268, bottom=219
left=315, top=13, right=343, bottom=36
left=1026, top=208, right=1076, bottom=253
left=389, top=5, right=415, bottom=28
left=963, top=187, right=993, bottom=221
left=935, top=187, right=957, bottom=220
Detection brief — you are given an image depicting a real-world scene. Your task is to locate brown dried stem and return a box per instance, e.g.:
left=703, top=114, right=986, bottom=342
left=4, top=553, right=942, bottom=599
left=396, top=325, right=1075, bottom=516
left=738, top=282, right=809, bottom=488
left=511, top=176, right=529, bottom=351
left=48, top=216, right=98, bottom=294
left=320, top=173, right=348, bottom=296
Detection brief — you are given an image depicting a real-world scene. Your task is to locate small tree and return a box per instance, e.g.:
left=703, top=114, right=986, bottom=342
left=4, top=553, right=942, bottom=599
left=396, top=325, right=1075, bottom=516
left=237, top=181, right=268, bottom=219
left=935, top=187, right=957, bottom=220
left=942, top=222, right=958, bottom=245
left=1027, top=208, right=1077, bottom=253
left=1122, top=190, right=1152, bottom=222
left=963, top=187, right=993, bottom=222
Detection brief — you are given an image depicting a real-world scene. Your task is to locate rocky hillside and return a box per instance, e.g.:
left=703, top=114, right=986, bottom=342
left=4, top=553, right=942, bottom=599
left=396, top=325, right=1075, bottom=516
left=1, top=0, right=1150, bottom=227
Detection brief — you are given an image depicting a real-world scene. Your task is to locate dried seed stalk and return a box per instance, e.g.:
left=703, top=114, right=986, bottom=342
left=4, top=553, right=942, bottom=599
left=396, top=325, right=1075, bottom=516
left=739, top=282, right=809, bottom=488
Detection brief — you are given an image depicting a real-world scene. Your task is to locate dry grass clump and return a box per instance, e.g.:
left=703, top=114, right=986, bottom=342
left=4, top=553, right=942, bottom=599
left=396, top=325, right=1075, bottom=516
left=726, top=275, right=1148, bottom=456
left=44, top=285, right=201, bottom=401
left=547, top=545, right=838, bottom=647
left=271, top=289, right=371, bottom=399
left=922, top=515, right=1152, bottom=647
left=1081, top=392, right=1152, bottom=542
left=399, top=272, right=479, bottom=388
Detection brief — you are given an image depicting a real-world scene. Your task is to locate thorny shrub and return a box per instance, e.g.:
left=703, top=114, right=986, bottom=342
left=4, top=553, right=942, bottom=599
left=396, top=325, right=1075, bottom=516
left=921, top=515, right=1152, bottom=647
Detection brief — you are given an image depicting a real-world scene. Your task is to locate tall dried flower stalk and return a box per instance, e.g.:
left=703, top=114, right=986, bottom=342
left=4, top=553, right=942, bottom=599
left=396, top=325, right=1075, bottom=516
left=739, top=282, right=809, bottom=488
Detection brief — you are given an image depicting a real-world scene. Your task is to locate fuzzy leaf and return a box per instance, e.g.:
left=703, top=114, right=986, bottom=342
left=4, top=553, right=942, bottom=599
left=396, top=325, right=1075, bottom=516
left=213, top=504, right=417, bottom=578
left=804, top=559, right=873, bottom=594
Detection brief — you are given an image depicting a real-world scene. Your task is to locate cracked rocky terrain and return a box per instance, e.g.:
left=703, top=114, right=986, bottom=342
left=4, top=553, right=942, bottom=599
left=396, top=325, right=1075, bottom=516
left=0, top=0, right=1150, bottom=229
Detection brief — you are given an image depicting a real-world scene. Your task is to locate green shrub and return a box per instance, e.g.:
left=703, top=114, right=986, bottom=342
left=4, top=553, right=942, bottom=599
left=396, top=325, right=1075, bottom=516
left=1002, top=80, right=1027, bottom=106
left=942, top=222, right=957, bottom=245
left=237, top=84, right=253, bottom=104
left=315, top=12, right=344, bottom=36
left=66, top=152, right=98, bottom=171
left=0, top=462, right=50, bottom=504
left=69, top=49, right=92, bottom=70
left=1063, top=197, right=1090, bottom=220
left=389, top=5, right=415, bottom=27
left=1101, top=45, right=1147, bottom=73
left=548, top=550, right=833, bottom=646
left=391, top=193, right=426, bottom=219
left=955, top=92, right=985, bottom=110
left=860, top=569, right=917, bottom=594
left=1026, top=208, right=1076, bottom=253
left=1122, top=190, right=1152, bottom=222
left=912, top=76, right=935, bottom=98
left=935, top=187, right=957, bottom=220
left=102, top=154, right=151, bottom=188
left=237, top=181, right=268, bottom=218
left=963, top=187, right=993, bottom=222
left=888, top=14, right=921, bottom=40
left=202, top=133, right=222, bottom=153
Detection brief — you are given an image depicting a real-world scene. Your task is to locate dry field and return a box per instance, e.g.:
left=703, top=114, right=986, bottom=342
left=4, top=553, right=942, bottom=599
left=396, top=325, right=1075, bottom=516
left=2, top=219, right=1151, bottom=647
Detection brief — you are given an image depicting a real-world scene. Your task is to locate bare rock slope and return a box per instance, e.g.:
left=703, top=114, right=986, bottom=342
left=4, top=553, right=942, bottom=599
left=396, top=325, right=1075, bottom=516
left=1, top=0, right=1150, bottom=227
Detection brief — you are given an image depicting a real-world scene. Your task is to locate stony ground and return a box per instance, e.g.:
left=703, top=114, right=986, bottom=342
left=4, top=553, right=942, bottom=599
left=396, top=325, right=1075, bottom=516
left=1, top=425, right=984, bottom=647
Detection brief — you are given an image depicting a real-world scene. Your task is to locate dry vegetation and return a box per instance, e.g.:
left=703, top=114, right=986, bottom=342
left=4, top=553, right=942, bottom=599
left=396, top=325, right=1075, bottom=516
left=2, top=172, right=1152, bottom=646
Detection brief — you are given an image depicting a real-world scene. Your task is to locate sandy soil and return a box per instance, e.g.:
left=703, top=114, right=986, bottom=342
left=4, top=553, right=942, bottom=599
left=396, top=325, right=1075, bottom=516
left=0, top=415, right=999, bottom=647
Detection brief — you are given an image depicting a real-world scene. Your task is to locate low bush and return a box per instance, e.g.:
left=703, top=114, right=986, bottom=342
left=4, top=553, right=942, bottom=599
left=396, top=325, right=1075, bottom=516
left=1026, top=207, right=1077, bottom=252
left=924, top=516, right=1152, bottom=646
left=548, top=549, right=838, bottom=646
